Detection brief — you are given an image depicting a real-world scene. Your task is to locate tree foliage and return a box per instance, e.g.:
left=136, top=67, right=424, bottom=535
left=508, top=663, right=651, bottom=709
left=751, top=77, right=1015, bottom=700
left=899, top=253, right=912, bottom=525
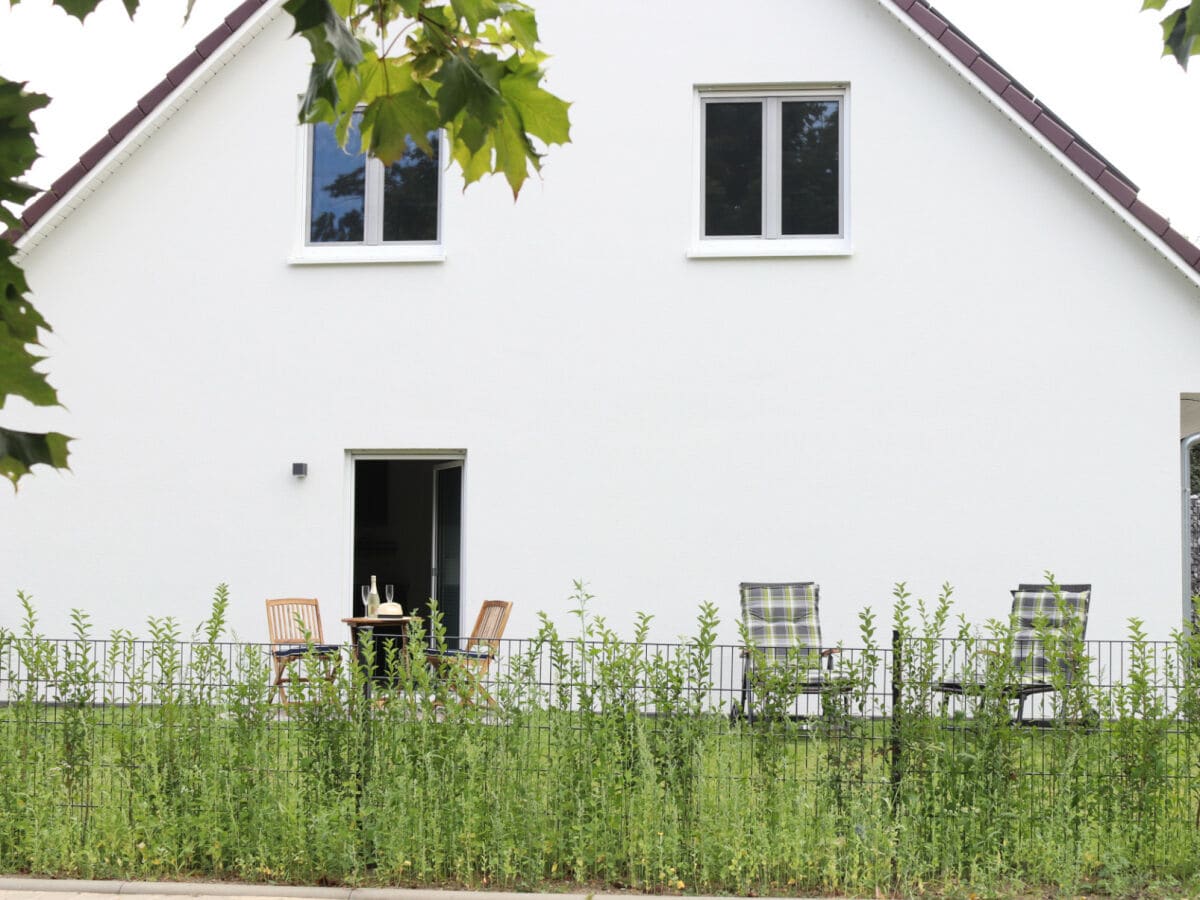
left=0, top=76, right=71, bottom=487
left=0, top=0, right=570, bottom=489
left=1142, top=0, right=1200, bottom=68
left=286, top=0, right=570, bottom=198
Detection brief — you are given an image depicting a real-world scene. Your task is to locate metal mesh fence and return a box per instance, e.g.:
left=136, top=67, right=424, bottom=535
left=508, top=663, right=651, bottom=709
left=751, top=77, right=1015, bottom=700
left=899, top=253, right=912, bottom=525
left=0, top=630, right=1196, bottom=796
left=1, top=627, right=1199, bottom=887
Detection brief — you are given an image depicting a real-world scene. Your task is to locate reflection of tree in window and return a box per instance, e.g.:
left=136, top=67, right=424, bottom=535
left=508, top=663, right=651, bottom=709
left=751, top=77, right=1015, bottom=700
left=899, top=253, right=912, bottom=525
left=383, top=133, right=439, bottom=242
left=311, top=168, right=366, bottom=242
left=705, top=102, right=762, bottom=237
left=310, top=120, right=365, bottom=243
left=781, top=101, right=839, bottom=236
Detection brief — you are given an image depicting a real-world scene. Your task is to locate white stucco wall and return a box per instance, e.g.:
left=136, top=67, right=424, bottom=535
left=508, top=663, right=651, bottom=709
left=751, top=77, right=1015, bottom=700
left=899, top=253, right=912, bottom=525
left=4, top=0, right=1200, bottom=647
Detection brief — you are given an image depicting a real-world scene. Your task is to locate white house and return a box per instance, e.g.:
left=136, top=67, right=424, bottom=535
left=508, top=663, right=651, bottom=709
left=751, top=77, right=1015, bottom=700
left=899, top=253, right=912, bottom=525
left=4, top=0, right=1200, bottom=647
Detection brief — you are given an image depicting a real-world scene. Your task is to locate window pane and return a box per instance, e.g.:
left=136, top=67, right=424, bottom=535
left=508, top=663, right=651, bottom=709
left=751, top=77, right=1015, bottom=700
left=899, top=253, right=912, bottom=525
left=780, top=100, right=840, bottom=236
left=705, top=101, right=762, bottom=237
left=309, top=118, right=365, bottom=243
left=383, top=132, right=439, bottom=242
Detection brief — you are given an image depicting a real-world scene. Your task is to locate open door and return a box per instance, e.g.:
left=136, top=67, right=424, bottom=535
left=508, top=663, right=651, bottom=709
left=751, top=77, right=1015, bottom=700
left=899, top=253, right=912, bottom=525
left=432, top=462, right=463, bottom=639
left=352, top=455, right=463, bottom=639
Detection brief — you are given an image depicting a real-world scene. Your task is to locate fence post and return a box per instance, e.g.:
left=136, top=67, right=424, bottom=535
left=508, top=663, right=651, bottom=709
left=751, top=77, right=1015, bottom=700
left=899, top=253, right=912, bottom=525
left=890, top=627, right=902, bottom=885
left=890, top=627, right=902, bottom=799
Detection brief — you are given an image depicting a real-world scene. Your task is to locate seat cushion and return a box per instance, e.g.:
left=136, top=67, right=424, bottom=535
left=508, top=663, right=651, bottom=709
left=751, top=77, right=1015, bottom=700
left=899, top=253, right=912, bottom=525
left=739, top=582, right=821, bottom=663
left=1009, top=588, right=1090, bottom=682
left=273, top=644, right=340, bottom=658
left=428, top=648, right=491, bottom=660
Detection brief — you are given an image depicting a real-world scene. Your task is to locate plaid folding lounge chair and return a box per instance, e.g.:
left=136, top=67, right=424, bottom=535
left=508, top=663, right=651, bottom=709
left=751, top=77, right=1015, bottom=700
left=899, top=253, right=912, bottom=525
left=731, top=582, right=849, bottom=723
left=937, top=583, right=1091, bottom=723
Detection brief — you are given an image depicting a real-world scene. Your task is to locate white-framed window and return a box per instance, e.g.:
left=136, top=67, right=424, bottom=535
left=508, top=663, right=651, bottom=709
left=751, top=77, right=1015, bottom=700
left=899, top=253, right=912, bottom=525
left=289, top=113, right=444, bottom=265
left=689, top=85, right=850, bottom=258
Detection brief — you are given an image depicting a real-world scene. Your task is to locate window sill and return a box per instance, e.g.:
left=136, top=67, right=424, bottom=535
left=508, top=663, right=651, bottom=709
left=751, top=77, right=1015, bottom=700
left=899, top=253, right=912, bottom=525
left=288, top=244, right=445, bottom=265
left=686, top=237, right=852, bottom=259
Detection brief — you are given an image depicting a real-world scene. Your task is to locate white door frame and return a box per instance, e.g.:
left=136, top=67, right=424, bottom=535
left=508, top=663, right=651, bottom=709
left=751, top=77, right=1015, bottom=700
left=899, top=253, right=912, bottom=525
left=431, top=460, right=465, bottom=626
left=342, top=449, right=467, bottom=618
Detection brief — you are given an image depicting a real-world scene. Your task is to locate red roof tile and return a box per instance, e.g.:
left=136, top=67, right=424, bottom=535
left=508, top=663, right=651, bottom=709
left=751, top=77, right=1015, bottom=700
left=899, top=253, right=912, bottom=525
left=1098, top=170, right=1137, bottom=209
left=225, top=0, right=261, bottom=30
left=107, top=106, right=146, bottom=144
left=48, top=162, right=88, bottom=200
left=79, top=134, right=117, bottom=171
left=138, top=79, right=175, bottom=115
left=939, top=29, right=978, bottom=67
left=908, top=3, right=948, bottom=39
left=1033, top=113, right=1073, bottom=152
left=1065, top=141, right=1105, bottom=180
left=1165, top=229, right=1200, bottom=267
left=20, top=191, right=59, bottom=228
left=1000, top=84, right=1039, bottom=123
left=196, top=23, right=234, bottom=58
left=968, top=56, right=1010, bottom=95
left=1131, top=200, right=1170, bottom=237
left=166, top=50, right=207, bottom=88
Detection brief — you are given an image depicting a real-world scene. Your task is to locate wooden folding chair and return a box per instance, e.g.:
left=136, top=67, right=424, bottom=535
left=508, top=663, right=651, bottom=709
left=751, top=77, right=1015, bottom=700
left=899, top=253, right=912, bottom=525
left=265, top=598, right=342, bottom=705
left=426, top=600, right=513, bottom=707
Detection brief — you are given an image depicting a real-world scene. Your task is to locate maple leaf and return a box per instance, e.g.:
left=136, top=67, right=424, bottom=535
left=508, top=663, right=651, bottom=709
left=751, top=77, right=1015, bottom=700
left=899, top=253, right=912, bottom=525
left=363, top=89, right=439, bottom=164
left=493, top=105, right=538, bottom=198
left=450, top=0, right=500, bottom=34
left=434, top=51, right=505, bottom=126
left=285, top=0, right=572, bottom=198
left=0, top=77, right=70, bottom=488
left=0, top=427, right=71, bottom=489
left=0, top=79, right=48, bottom=229
left=500, top=69, right=570, bottom=146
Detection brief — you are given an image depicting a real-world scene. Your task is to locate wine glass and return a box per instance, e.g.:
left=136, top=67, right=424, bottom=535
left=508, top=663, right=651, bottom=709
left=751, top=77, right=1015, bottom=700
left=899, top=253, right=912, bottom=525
left=360, top=584, right=368, bottom=614
left=385, top=584, right=395, bottom=604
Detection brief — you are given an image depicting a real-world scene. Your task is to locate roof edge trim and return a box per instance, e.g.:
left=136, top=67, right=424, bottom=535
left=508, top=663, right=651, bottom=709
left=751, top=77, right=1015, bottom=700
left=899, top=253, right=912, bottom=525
left=9, top=0, right=282, bottom=258
left=877, top=0, right=1200, bottom=288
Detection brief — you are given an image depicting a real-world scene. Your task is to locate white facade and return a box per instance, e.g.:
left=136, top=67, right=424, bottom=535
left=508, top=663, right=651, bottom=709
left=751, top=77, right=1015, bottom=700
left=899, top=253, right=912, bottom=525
left=4, top=0, right=1200, bottom=646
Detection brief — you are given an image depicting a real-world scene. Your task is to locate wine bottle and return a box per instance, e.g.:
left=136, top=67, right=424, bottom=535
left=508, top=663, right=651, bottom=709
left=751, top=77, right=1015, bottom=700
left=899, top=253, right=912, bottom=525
left=367, top=575, right=381, bottom=617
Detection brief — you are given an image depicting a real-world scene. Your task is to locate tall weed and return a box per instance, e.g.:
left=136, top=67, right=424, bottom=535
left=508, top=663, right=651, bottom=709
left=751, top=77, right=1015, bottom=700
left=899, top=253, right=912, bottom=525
left=1, top=581, right=1200, bottom=896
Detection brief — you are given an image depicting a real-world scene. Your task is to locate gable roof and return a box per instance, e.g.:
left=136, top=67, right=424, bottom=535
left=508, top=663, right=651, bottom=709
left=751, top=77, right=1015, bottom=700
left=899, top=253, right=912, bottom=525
left=7, top=0, right=1200, bottom=285
left=5, top=0, right=276, bottom=250
left=884, top=0, right=1200, bottom=282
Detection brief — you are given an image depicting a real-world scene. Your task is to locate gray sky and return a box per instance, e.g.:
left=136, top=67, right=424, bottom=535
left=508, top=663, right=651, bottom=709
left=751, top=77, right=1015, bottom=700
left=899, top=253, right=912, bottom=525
left=2, top=0, right=1198, bottom=239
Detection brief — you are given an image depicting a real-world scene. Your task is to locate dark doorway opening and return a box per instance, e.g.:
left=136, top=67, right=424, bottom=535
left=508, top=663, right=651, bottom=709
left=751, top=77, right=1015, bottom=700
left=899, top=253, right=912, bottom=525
left=352, top=457, right=463, bottom=640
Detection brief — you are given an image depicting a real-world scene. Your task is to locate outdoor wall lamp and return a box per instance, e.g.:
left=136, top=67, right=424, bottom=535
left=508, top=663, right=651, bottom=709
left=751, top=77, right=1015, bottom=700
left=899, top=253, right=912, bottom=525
left=292, top=462, right=308, bottom=478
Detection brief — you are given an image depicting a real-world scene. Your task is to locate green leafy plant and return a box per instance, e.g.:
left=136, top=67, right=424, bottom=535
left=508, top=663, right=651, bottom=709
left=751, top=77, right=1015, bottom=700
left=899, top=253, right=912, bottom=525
left=1141, top=0, right=1200, bottom=68
left=0, top=80, right=71, bottom=487
left=3, top=581, right=1200, bottom=895
left=289, top=0, right=571, bottom=198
